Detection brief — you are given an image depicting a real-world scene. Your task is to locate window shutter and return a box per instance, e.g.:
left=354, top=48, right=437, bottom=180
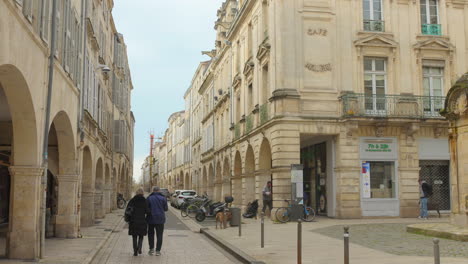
left=113, top=120, right=121, bottom=152
left=22, top=0, right=33, bottom=22
left=54, top=0, right=61, bottom=58
left=40, top=0, right=51, bottom=43
left=83, top=55, right=88, bottom=109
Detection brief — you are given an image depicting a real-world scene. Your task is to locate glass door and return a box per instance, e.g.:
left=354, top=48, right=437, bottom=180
left=364, top=58, right=387, bottom=116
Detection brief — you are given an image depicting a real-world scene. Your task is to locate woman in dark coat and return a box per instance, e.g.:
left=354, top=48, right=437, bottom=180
left=126, top=188, right=150, bottom=256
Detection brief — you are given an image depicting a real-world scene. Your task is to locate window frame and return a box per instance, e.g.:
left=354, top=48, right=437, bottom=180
left=420, top=0, right=439, bottom=25
left=422, top=65, right=444, bottom=114
left=363, top=57, right=387, bottom=115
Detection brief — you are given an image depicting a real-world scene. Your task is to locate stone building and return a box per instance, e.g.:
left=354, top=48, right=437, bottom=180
left=0, top=0, right=134, bottom=260
left=157, top=0, right=467, bottom=219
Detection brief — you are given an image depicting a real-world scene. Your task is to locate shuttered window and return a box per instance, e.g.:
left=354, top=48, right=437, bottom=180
left=22, top=0, right=33, bottom=22
left=40, top=0, right=51, bottom=43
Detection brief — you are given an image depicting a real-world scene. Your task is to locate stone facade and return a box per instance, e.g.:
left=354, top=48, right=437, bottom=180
left=443, top=75, right=468, bottom=227
left=0, top=0, right=134, bottom=260
left=154, top=0, right=468, bottom=219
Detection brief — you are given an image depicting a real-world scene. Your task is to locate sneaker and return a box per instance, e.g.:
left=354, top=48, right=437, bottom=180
left=155, top=251, right=161, bottom=256
left=148, top=249, right=154, bottom=255
left=417, top=216, right=423, bottom=219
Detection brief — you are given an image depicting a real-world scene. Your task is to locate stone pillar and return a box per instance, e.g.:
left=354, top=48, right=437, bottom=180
left=8, top=166, right=43, bottom=260
left=214, top=182, right=222, bottom=201
left=80, top=191, right=95, bottom=227
left=231, top=177, right=242, bottom=207
left=221, top=178, right=231, bottom=199
left=55, top=174, right=79, bottom=238
left=104, top=187, right=112, bottom=213
left=94, top=191, right=105, bottom=219
left=241, top=174, right=255, bottom=211
left=334, top=134, right=362, bottom=219
left=255, top=170, right=271, bottom=212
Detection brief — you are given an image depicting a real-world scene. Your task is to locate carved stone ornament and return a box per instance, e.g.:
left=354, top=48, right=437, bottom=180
left=405, top=123, right=420, bottom=139
left=434, top=127, right=443, bottom=138
left=375, top=123, right=386, bottom=137
left=354, top=34, right=398, bottom=59
left=441, top=73, right=468, bottom=120
left=346, top=122, right=359, bottom=137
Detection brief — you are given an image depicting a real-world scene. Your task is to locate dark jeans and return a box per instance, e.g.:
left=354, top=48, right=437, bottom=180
left=132, top=235, right=143, bottom=253
left=262, top=200, right=272, bottom=213
left=148, top=224, right=164, bottom=251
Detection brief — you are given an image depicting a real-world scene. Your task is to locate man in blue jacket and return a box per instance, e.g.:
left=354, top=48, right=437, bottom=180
left=147, top=186, right=168, bottom=256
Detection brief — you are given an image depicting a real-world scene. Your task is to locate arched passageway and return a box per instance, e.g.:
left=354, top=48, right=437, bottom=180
left=214, top=162, right=222, bottom=201
left=208, top=164, right=214, bottom=199
left=104, top=164, right=111, bottom=213
left=81, top=147, right=94, bottom=227
left=222, top=157, right=231, bottom=200
left=0, top=64, right=40, bottom=259
left=244, top=146, right=255, bottom=209
left=258, top=139, right=272, bottom=215
left=232, top=152, right=242, bottom=207
left=202, top=167, right=208, bottom=196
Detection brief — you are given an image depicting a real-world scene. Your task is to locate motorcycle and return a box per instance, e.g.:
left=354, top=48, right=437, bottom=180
left=195, top=196, right=234, bottom=222
left=117, top=193, right=126, bottom=209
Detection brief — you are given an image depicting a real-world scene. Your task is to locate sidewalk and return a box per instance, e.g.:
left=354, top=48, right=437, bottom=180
left=172, top=207, right=468, bottom=264
left=0, top=210, right=124, bottom=264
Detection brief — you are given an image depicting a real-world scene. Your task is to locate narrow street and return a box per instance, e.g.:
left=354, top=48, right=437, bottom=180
left=91, top=209, right=241, bottom=264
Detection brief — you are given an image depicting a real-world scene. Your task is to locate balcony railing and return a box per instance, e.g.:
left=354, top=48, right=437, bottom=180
left=234, top=123, right=241, bottom=139
left=363, top=20, right=385, bottom=32
left=421, top=24, right=442, bottom=36
left=260, top=103, right=269, bottom=125
left=245, top=114, right=254, bottom=134
left=341, top=93, right=445, bottom=119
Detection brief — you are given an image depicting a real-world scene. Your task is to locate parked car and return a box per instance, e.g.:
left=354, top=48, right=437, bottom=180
left=170, top=190, right=181, bottom=207
left=159, top=188, right=170, bottom=199
left=175, top=190, right=197, bottom=208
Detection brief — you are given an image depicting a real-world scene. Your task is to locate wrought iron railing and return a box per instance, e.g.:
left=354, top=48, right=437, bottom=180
left=421, top=24, right=442, bottom=36
left=245, top=114, right=254, bottom=134
left=340, top=93, right=445, bottom=119
left=363, top=20, right=385, bottom=32
left=260, top=103, right=269, bottom=125
left=234, top=123, right=241, bottom=139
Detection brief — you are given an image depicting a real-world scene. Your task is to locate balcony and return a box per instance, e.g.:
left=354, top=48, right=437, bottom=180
left=245, top=114, right=254, bottom=133
left=421, top=24, right=441, bottom=36
left=341, top=93, right=445, bottom=119
left=260, top=103, right=269, bottom=125
left=363, top=20, right=385, bottom=32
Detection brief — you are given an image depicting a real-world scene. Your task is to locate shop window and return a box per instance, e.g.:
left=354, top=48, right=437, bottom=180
left=362, top=161, right=395, bottom=198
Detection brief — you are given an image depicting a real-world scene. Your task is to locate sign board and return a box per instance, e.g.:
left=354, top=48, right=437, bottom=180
left=362, top=162, right=371, bottom=199
left=360, top=138, right=398, bottom=160
left=291, top=164, right=304, bottom=183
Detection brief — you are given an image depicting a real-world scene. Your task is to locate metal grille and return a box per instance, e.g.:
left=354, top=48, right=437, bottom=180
left=419, top=160, right=450, bottom=210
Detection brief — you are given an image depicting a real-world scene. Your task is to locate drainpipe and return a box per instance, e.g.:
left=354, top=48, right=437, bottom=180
left=79, top=0, right=88, bottom=142
left=41, top=0, right=58, bottom=258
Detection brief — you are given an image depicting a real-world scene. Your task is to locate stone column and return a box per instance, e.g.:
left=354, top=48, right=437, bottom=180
left=94, top=191, right=105, bottom=219
left=255, top=170, right=271, bottom=211
left=231, top=177, right=242, bottom=207
left=55, top=174, right=79, bottom=238
left=104, top=187, right=112, bottom=213
left=221, top=178, right=231, bottom=199
left=8, top=166, right=43, bottom=260
left=80, top=190, right=95, bottom=227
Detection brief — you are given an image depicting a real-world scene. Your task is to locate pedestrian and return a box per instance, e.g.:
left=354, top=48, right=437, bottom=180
left=126, top=188, right=150, bottom=256
left=262, top=181, right=273, bottom=217
left=418, top=178, right=431, bottom=220
left=147, top=186, right=168, bottom=256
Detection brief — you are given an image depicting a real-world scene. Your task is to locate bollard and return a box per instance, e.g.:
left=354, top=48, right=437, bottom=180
left=297, top=219, right=302, bottom=264
left=433, top=238, right=440, bottom=264
left=238, top=217, right=242, bottom=237
left=344, top=226, right=350, bottom=264
left=261, top=212, right=265, bottom=248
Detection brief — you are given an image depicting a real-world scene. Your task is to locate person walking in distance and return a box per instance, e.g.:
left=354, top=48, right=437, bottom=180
left=147, top=186, right=168, bottom=256
left=262, top=181, right=273, bottom=217
left=418, top=178, right=432, bottom=220
left=126, top=188, right=150, bottom=256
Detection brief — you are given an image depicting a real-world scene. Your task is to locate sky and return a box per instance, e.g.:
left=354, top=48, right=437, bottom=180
left=112, top=0, right=224, bottom=182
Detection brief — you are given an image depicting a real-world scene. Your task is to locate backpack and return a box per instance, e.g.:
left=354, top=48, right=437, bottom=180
left=124, top=203, right=134, bottom=222
left=426, top=184, right=433, bottom=197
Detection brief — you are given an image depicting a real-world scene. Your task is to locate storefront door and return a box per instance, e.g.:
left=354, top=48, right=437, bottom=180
left=419, top=160, right=450, bottom=211
left=301, top=142, right=327, bottom=215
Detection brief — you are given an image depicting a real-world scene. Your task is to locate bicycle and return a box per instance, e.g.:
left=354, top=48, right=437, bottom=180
left=181, top=196, right=206, bottom=218
left=275, top=199, right=315, bottom=223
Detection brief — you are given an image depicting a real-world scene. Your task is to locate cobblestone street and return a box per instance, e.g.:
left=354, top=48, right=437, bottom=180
left=91, top=210, right=240, bottom=264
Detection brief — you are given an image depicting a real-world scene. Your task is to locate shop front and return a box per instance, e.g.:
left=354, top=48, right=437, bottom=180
left=360, top=137, right=399, bottom=216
